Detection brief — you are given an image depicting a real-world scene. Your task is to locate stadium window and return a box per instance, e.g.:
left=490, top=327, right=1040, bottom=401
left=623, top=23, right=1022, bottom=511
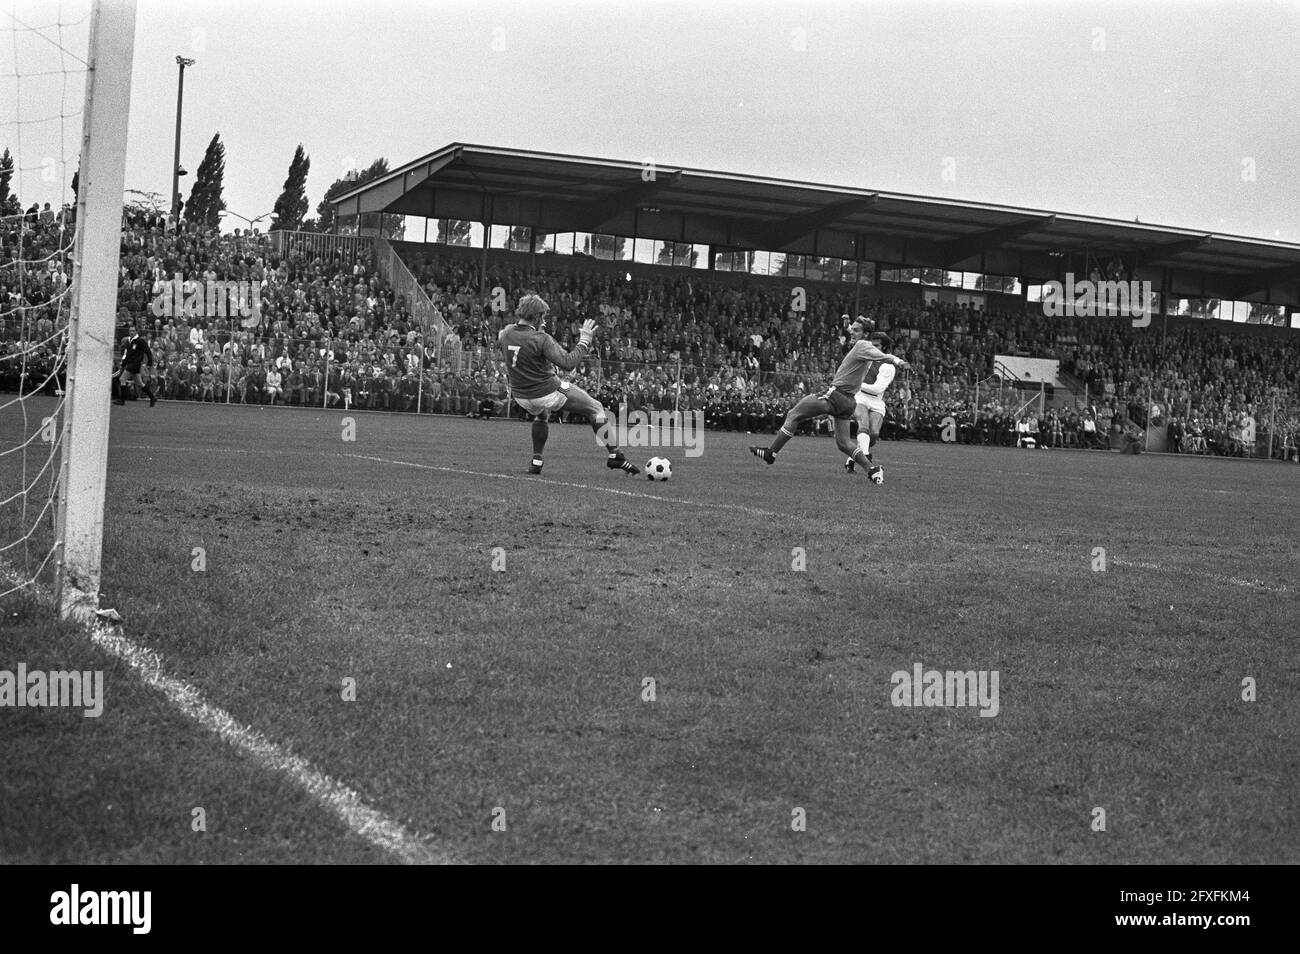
left=803, top=257, right=827, bottom=282
left=336, top=213, right=358, bottom=236
left=614, top=235, right=632, bottom=261
left=488, top=224, right=511, bottom=249
left=550, top=232, right=575, bottom=255
left=400, top=216, right=426, bottom=243
left=467, top=222, right=486, bottom=248
left=676, top=242, right=702, bottom=268
left=690, top=243, right=709, bottom=269
left=1246, top=302, right=1286, bottom=325
left=960, top=271, right=980, bottom=290
left=1025, top=284, right=1045, bottom=303
left=434, top=219, right=474, bottom=246
left=748, top=251, right=771, bottom=276
left=946, top=270, right=967, bottom=287
left=632, top=237, right=657, bottom=264
left=1292, top=312, right=1300, bottom=329
left=840, top=260, right=859, bottom=284
left=858, top=262, right=875, bottom=285
left=715, top=250, right=736, bottom=272
left=879, top=266, right=899, bottom=283
left=900, top=268, right=923, bottom=284
left=1182, top=298, right=1218, bottom=319
left=583, top=234, right=622, bottom=260
left=769, top=252, right=787, bottom=277
left=504, top=225, right=532, bottom=252
left=786, top=254, right=805, bottom=278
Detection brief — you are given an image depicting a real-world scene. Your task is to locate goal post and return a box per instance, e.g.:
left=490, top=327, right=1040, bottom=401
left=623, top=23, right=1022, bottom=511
left=54, top=0, right=137, bottom=622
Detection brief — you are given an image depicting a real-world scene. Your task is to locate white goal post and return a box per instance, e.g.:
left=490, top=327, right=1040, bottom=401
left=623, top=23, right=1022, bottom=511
left=54, top=0, right=137, bottom=621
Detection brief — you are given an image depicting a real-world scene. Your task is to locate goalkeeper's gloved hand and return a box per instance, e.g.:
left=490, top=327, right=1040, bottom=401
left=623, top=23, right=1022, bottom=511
left=578, top=318, right=598, bottom=347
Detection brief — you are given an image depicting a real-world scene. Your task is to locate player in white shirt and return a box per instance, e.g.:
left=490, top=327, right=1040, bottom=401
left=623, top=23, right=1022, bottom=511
left=844, top=332, right=897, bottom=485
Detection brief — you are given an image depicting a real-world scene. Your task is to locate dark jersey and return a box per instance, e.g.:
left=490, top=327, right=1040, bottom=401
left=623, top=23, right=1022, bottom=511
left=121, top=336, right=153, bottom=372
left=497, top=323, right=590, bottom=399
left=829, top=339, right=891, bottom=392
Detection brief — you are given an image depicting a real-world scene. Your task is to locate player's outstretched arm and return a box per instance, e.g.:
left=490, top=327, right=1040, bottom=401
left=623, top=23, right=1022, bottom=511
left=855, top=338, right=903, bottom=365
left=543, top=318, right=598, bottom=371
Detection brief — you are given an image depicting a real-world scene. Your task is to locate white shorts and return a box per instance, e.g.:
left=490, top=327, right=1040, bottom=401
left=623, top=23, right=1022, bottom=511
left=514, top=382, right=569, bottom=415
left=855, top=392, right=886, bottom=415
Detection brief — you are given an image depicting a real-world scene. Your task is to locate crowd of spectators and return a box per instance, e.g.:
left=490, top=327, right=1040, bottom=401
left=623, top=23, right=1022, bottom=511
left=3, top=210, right=1298, bottom=461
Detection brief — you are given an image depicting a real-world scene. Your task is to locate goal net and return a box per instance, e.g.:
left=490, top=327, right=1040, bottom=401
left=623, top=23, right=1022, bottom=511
left=1, top=0, right=136, bottom=619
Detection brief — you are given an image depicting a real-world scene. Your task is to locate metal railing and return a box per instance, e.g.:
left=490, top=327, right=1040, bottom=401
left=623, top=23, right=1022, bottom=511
left=374, top=237, right=450, bottom=343
left=270, top=230, right=373, bottom=264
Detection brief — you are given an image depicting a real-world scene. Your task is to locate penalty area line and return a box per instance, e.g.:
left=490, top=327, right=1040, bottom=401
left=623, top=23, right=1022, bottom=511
left=343, top=452, right=783, bottom=518
left=1, top=563, right=450, bottom=865
left=88, top=627, right=452, bottom=864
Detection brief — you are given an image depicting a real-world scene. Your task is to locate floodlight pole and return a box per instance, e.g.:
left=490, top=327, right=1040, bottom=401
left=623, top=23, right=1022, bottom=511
left=56, top=0, right=138, bottom=621
left=171, top=55, right=195, bottom=221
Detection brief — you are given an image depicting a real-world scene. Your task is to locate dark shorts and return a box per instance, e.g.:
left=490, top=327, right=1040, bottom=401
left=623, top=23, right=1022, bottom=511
left=821, top=387, right=857, bottom=420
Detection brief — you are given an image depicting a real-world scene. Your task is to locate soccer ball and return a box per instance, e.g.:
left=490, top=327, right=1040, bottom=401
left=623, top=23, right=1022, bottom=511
left=645, top=457, right=672, bottom=481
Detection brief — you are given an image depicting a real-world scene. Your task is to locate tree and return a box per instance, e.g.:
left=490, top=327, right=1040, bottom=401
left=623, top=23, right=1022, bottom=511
left=1248, top=302, right=1285, bottom=326
left=437, top=219, right=473, bottom=246
left=271, top=144, right=311, bottom=231
left=315, top=157, right=389, bottom=233
left=185, top=132, right=227, bottom=228
left=582, top=233, right=626, bottom=260
left=0, top=147, right=19, bottom=217
left=508, top=225, right=532, bottom=251
left=124, top=189, right=167, bottom=217
left=657, top=241, right=699, bottom=268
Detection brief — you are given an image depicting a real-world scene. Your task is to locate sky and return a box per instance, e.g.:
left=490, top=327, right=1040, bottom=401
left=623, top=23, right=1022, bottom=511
left=4, top=0, right=1299, bottom=242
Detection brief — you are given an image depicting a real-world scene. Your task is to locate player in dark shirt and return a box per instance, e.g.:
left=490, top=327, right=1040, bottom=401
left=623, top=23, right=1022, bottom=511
left=750, top=317, right=908, bottom=470
left=112, top=327, right=157, bottom=407
left=498, top=292, right=640, bottom=476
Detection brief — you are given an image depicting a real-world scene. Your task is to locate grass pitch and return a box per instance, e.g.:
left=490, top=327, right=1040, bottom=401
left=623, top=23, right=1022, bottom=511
left=2, top=398, right=1297, bottom=863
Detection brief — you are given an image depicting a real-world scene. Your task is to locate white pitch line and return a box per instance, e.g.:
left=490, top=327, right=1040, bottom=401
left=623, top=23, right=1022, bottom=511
left=343, top=452, right=786, bottom=518
left=1112, top=558, right=1290, bottom=594
left=88, top=626, right=451, bottom=865
left=1, top=563, right=449, bottom=865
